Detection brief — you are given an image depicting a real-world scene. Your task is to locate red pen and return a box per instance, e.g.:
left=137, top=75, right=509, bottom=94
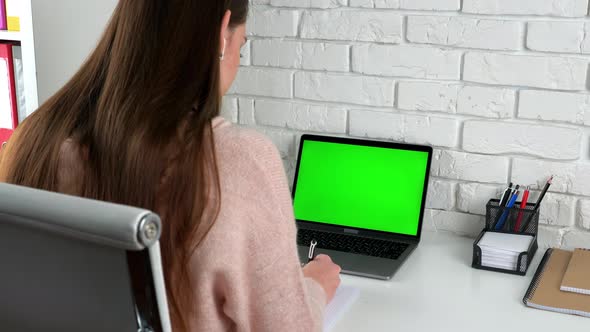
left=514, top=186, right=530, bottom=231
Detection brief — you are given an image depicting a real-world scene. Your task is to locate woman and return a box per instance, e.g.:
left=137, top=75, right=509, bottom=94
left=0, top=1, right=341, bottom=331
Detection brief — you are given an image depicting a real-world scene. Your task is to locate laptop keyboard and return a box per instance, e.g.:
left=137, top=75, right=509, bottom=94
left=297, top=229, right=409, bottom=260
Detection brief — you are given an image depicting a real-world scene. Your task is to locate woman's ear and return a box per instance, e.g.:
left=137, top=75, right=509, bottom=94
left=220, top=10, right=232, bottom=58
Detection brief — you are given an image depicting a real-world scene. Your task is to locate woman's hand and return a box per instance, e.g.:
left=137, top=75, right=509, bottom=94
left=302, top=254, right=342, bottom=303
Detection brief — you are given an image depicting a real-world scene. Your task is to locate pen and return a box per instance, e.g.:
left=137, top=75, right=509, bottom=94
left=495, top=186, right=520, bottom=230
left=514, top=186, right=530, bottom=232
left=520, top=176, right=553, bottom=233
left=535, top=176, right=552, bottom=209
left=505, top=184, right=519, bottom=207
left=494, top=183, right=513, bottom=227
left=499, top=182, right=513, bottom=207
left=307, top=239, right=318, bottom=263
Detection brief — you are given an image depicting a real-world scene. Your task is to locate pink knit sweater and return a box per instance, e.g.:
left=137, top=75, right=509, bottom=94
left=0, top=116, right=326, bottom=331
left=186, top=117, right=326, bottom=331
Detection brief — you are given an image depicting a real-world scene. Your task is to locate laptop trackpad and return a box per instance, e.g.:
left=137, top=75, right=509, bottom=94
left=298, top=246, right=401, bottom=280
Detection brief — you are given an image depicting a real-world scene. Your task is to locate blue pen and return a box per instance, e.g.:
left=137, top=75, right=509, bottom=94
left=495, top=187, right=520, bottom=230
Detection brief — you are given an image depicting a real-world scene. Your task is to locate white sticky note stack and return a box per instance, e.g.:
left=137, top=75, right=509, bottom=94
left=478, top=232, right=534, bottom=270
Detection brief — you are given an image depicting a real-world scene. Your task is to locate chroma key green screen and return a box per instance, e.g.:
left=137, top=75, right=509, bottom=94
left=293, top=140, right=429, bottom=236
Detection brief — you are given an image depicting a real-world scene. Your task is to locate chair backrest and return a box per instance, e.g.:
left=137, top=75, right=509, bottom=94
left=0, top=183, right=172, bottom=332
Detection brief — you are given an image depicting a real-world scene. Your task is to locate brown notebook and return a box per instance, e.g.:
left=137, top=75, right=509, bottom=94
left=561, top=248, right=590, bottom=295
left=523, top=248, right=590, bottom=318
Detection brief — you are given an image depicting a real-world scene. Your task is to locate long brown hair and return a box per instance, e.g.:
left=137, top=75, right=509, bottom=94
left=0, top=0, right=248, bottom=330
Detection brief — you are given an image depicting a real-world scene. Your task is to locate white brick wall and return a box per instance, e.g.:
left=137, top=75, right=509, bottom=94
left=349, top=110, right=459, bottom=147
left=463, top=52, right=588, bottom=90
left=538, top=226, right=566, bottom=248
left=294, top=72, right=395, bottom=106
left=397, top=81, right=459, bottom=113
left=252, top=40, right=350, bottom=72
left=463, top=120, right=582, bottom=159
left=457, top=86, right=516, bottom=118
left=270, top=0, right=346, bottom=9
left=539, top=193, right=576, bottom=227
left=423, top=209, right=485, bottom=237
left=457, top=183, right=503, bottom=215
left=228, top=0, right=590, bottom=247
left=300, top=10, right=403, bottom=43
left=407, top=16, right=523, bottom=51
left=563, top=231, right=590, bottom=249
left=397, top=82, right=516, bottom=118
left=462, top=0, right=589, bottom=17
left=254, top=99, right=347, bottom=133
left=247, top=8, right=299, bottom=37
left=426, top=180, right=456, bottom=210
left=221, top=97, right=239, bottom=123
left=237, top=98, right=255, bottom=125
left=431, top=150, right=509, bottom=183
left=400, top=0, right=460, bottom=11
left=349, top=0, right=399, bottom=8
left=577, top=199, right=590, bottom=230
left=352, top=44, right=462, bottom=79
left=511, top=158, right=590, bottom=195
left=518, top=90, right=590, bottom=124
left=230, top=67, right=293, bottom=98
left=527, top=21, right=590, bottom=54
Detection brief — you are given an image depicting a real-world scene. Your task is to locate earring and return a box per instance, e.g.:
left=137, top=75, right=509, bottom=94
left=220, top=38, right=226, bottom=61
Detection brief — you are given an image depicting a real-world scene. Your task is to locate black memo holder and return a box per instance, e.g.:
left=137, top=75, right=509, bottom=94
left=472, top=199, right=540, bottom=276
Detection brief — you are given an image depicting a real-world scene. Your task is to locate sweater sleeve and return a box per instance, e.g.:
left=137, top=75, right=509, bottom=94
left=222, top=131, right=326, bottom=332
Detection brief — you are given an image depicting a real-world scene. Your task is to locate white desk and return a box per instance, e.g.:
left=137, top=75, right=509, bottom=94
left=333, top=231, right=587, bottom=332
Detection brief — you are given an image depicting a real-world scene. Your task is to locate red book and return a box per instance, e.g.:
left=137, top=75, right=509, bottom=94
left=0, top=127, right=12, bottom=145
left=0, top=42, right=18, bottom=130
left=0, top=0, right=7, bottom=30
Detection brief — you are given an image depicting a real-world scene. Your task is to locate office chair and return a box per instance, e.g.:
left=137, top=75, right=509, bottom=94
left=0, top=183, right=172, bottom=332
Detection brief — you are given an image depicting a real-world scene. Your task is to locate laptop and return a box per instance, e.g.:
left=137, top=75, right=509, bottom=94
left=294, top=135, right=433, bottom=280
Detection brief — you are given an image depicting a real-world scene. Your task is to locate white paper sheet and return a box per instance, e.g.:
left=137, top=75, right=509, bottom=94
left=324, top=285, right=360, bottom=332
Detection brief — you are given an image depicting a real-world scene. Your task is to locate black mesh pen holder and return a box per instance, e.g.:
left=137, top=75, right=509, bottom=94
left=472, top=199, right=540, bottom=276
left=484, top=199, right=539, bottom=234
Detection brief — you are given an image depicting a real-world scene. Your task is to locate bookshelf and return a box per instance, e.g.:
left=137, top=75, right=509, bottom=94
left=1, top=0, right=117, bottom=124
left=0, top=30, right=21, bottom=41
left=0, top=0, right=38, bottom=120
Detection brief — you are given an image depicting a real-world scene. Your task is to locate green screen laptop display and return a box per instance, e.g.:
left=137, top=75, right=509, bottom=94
left=293, top=140, right=429, bottom=236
